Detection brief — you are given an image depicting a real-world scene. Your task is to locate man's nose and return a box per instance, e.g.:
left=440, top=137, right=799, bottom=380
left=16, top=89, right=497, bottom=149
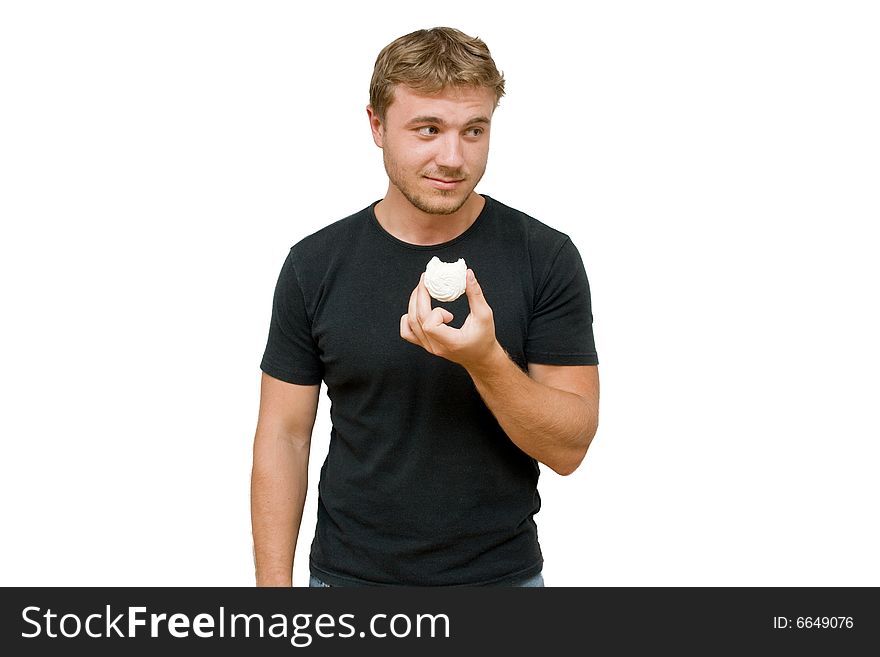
left=435, top=134, right=465, bottom=170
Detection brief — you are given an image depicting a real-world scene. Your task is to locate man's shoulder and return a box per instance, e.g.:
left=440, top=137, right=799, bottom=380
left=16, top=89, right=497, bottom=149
left=290, top=203, right=374, bottom=255
left=484, top=195, right=572, bottom=249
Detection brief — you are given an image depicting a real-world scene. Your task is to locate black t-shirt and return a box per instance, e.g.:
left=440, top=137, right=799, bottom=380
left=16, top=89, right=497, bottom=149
left=260, top=195, right=598, bottom=586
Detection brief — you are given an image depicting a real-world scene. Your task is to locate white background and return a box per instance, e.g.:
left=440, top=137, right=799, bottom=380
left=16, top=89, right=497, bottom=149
left=1, top=1, right=877, bottom=587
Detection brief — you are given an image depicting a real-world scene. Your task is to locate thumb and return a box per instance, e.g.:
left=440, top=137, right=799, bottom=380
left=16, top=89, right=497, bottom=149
left=465, top=269, right=491, bottom=317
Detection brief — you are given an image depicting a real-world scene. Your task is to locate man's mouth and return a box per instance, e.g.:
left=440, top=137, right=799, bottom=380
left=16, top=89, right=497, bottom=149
left=424, top=176, right=465, bottom=190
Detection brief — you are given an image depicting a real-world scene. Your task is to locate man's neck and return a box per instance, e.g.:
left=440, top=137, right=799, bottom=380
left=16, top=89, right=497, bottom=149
left=374, top=190, right=485, bottom=246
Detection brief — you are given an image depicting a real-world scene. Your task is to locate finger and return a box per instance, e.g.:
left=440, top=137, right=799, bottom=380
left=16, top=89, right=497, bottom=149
left=415, top=273, right=434, bottom=323
left=402, top=309, right=457, bottom=354
left=464, top=269, right=491, bottom=319
left=417, top=272, right=457, bottom=329
left=423, top=307, right=454, bottom=336
left=426, top=319, right=459, bottom=345
left=407, top=279, right=434, bottom=351
left=400, top=313, right=419, bottom=345
left=416, top=273, right=458, bottom=350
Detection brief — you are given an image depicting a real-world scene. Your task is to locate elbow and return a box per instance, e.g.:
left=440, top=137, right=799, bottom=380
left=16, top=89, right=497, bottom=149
left=553, top=422, right=598, bottom=476
left=552, top=461, right=580, bottom=477
left=552, top=447, right=587, bottom=476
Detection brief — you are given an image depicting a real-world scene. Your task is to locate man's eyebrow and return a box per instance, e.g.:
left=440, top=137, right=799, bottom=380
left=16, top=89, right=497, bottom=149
left=404, top=115, right=491, bottom=127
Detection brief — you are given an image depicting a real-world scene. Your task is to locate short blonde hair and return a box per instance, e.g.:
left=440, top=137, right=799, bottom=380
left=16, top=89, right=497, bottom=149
left=369, top=27, right=506, bottom=122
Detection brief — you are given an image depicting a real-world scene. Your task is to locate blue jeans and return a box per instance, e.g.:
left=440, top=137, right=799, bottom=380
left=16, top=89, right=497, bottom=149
left=309, top=572, right=544, bottom=587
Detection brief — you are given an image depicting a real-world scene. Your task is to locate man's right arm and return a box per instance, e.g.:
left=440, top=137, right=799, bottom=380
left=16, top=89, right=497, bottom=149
left=250, top=372, right=321, bottom=587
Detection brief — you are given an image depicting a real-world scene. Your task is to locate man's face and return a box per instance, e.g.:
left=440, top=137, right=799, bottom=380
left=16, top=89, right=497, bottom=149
left=371, top=84, right=495, bottom=216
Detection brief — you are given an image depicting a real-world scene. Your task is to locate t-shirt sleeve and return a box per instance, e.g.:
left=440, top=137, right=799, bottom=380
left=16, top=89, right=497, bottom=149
left=259, top=249, right=324, bottom=385
left=525, top=237, right=599, bottom=366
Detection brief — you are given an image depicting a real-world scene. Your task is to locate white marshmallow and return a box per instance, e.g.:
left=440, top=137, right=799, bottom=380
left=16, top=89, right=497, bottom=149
left=424, top=256, right=467, bottom=302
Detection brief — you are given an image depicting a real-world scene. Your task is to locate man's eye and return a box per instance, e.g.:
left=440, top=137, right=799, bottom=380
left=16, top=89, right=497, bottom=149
left=466, top=127, right=484, bottom=137
left=417, top=126, right=439, bottom=136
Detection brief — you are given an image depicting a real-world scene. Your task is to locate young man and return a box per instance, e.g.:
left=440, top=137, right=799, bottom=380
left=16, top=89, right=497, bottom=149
left=252, top=27, right=599, bottom=587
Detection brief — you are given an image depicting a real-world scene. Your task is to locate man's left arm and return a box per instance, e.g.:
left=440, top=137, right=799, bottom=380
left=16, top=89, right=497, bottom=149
left=468, top=348, right=599, bottom=476
left=401, top=269, right=599, bottom=476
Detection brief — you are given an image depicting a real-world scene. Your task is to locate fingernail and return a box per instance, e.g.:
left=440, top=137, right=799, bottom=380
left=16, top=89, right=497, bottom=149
left=467, top=269, right=475, bottom=283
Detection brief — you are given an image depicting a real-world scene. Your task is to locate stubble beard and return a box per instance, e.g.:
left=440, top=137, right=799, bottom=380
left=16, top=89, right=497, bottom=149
left=383, top=150, right=482, bottom=216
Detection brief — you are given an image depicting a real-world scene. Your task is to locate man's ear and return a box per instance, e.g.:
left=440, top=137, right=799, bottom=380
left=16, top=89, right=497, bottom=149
left=366, top=105, right=383, bottom=148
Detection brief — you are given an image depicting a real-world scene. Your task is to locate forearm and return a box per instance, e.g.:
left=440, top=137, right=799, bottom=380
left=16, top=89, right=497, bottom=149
left=467, top=343, right=597, bottom=475
left=250, top=435, right=310, bottom=586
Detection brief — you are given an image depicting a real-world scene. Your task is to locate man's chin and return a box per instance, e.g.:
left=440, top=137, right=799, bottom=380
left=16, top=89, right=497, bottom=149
left=407, top=191, right=471, bottom=216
